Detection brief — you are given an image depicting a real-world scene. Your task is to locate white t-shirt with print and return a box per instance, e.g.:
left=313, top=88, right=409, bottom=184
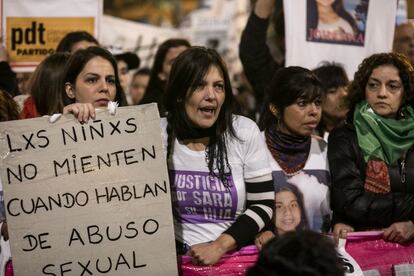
left=161, top=115, right=271, bottom=246
left=265, top=136, right=332, bottom=232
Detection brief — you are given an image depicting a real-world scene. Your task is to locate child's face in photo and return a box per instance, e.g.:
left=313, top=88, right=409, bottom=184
left=275, top=191, right=301, bottom=235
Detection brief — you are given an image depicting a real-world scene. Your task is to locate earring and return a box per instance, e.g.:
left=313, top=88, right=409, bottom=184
left=399, top=108, right=405, bottom=119
left=269, top=105, right=279, bottom=118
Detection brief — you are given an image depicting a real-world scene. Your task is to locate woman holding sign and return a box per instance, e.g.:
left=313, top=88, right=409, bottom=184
left=162, top=46, right=274, bottom=265
left=61, top=46, right=127, bottom=122
left=329, top=53, right=414, bottom=243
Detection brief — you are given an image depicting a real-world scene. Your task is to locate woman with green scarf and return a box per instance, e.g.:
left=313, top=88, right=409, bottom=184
left=328, top=53, right=414, bottom=243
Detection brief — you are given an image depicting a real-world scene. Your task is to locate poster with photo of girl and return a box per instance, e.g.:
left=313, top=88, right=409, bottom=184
left=306, top=0, right=369, bottom=46
left=273, top=183, right=309, bottom=237
left=272, top=169, right=331, bottom=233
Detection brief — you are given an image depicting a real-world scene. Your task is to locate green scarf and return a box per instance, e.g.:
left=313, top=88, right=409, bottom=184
left=354, top=101, right=414, bottom=165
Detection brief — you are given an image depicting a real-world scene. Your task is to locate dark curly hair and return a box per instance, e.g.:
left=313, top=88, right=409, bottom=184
left=347, top=52, right=414, bottom=120
left=247, top=230, right=345, bottom=276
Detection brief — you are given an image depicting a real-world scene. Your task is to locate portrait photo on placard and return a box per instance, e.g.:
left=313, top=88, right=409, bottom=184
left=273, top=182, right=309, bottom=236
left=306, top=0, right=369, bottom=46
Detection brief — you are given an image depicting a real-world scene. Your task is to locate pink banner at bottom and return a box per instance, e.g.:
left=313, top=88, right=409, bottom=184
left=179, top=232, right=414, bottom=276
left=179, top=245, right=258, bottom=276
left=346, top=231, right=414, bottom=276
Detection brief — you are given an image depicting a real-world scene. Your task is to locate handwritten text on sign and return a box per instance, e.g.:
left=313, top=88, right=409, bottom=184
left=0, top=104, right=177, bottom=276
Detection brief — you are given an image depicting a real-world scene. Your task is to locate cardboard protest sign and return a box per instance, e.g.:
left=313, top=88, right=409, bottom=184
left=0, top=104, right=178, bottom=276
left=2, top=0, right=102, bottom=72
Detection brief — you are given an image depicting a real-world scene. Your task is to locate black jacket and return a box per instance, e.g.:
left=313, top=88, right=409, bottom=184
left=328, top=123, right=414, bottom=229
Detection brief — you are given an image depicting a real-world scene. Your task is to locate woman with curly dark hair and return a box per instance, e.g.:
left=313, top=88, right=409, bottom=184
left=329, top=53, right=414, bottom=243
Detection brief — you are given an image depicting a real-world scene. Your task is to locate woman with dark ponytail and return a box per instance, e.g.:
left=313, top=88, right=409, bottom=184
left=162, top=46, right=274, bottom=265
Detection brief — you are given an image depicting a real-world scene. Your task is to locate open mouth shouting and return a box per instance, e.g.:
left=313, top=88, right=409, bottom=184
left=199, top=106, right=217, bottom=116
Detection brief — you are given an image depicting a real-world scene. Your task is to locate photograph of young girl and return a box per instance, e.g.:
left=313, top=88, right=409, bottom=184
left=306, top=0, right=369, bottom=46
left=274, top=183, right=309, bottom=235
left=255, top=183, right=309, bottom=249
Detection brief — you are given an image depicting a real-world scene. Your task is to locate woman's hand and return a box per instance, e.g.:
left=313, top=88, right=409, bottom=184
left=255, top=230, right=274, bottom=250
left=188, top=234, right=236, bottom=266
left=383, top=221, right=414, bottom=243
left=333, top=223, right=354, bottom=243
left=63, top=103, right=95, bottom=123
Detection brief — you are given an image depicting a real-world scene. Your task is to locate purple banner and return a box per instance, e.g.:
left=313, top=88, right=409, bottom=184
left=169, top=170, right=237, bottom=224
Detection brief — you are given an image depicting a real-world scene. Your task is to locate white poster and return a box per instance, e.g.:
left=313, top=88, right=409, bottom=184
left=284, top=0, right=397, bottom=79
left=184, top=0, right=250, bottom=77
left=100, top=0, right=251, bottom=77
left=101, top=15, right=183, bottom=69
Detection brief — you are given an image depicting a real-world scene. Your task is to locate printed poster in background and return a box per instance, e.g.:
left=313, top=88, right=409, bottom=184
left=306, top=0, right=369, bottom=46
left=186, top=0, right=236, bottom=58
left=284, top=0, right=397, bottom=79
left=0, top=104, right=178, bottom=275
left=101, top=15, right=182, bottom=69
left=101, top=0, right=250, bottom=78
left=6, top=17, right=94, bottom=61
left=183, top=0, right=250, bottom=78
left=2, top=0, right=102, bottom=72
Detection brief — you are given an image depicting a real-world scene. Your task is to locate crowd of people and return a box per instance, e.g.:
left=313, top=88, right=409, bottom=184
left=1, top=0, right=414, bottom=275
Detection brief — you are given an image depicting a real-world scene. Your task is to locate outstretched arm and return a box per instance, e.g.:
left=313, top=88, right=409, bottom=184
left=239, top=0, right=280, bottom=107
